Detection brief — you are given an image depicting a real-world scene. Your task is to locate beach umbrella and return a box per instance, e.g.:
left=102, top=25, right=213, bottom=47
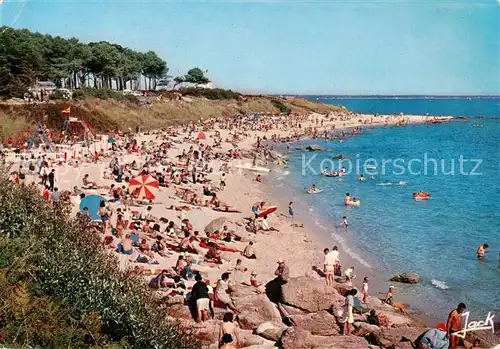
left=258, top=205, right=277, bottom=218
left=197, top=132, right=206, bottom=140
left=128, top=174, right=159, bottom=200
left=80, top=195, right=106, bottom=221
left=204, top=217, right=228, bottom=234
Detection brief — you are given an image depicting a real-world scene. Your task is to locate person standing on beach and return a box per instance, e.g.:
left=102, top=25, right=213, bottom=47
left=48, top=168, right=55, bottom=191
left=220, top=173, right=226, bottom=191
left=447, top=303, right=466, bottom=348
left=340, top=289, right=357, bottom=335
left=323, top=248, right=336, bottom=286
left=362, top=277, right=369, bottom=303
left=288, top=201, right=294, bottom=224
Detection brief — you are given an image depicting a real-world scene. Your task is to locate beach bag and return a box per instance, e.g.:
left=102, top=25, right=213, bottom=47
left=334, top=264, right=342, bottom=277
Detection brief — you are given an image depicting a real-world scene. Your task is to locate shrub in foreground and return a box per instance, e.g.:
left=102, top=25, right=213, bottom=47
left=0, top=176, right=197, bottom=349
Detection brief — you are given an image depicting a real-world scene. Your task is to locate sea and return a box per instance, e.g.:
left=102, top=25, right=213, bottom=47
left=270, top=96, right=500, bottom=323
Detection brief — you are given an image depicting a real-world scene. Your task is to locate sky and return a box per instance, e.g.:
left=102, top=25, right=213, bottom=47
left=1, top=0, right=499, bottom=95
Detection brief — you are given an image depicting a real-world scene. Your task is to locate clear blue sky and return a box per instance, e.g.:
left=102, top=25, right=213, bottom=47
left=2, top=0, right=499, bottom=95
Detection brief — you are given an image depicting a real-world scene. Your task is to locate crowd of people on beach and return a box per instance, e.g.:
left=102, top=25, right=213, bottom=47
left=1, top=110, right=493, bottom=349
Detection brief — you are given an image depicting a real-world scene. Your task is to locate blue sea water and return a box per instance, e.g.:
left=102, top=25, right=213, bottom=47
left=274, top=97, right=500, bottom=321
left=308, top=95, right=499, bottom=118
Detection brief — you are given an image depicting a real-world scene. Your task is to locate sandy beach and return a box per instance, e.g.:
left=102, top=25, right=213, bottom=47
left=4, top=111, right=462, bottom=348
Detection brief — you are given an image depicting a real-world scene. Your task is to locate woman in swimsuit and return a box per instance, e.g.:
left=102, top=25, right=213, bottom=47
left=98, top=200, right=110, bottom=234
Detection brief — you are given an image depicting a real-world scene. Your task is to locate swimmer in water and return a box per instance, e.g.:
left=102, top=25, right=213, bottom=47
left=359, top=174, right=366, bottom=182
left=477, top=243, right=488, bottom=262
left=344, top=193, right=351, bottom=204
left=310, top=184, right=317, bottom=192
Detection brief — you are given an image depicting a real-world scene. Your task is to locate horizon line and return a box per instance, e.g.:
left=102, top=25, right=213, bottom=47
left=273, top=94, right=500, bottom=97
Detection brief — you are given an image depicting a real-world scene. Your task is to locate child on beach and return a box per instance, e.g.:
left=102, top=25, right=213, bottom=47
left=344, top=266, right=356, bottom=282
left=362, top=277, right=369, bottom=303
left=288, top=201, right=294, bottom=222
left=341, top=216, right=348, bottom=232
left=220, top=173, right=226, bottom=191
left=250, top=271, right=260, bottom=287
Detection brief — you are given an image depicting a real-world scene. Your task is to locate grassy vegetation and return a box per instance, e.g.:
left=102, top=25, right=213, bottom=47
left=270, top=99, right=292, bottom=114
left=178, top=87, right=241, bottom=100
left=0, top=177, right=197, bottom=349
left=0, top=91, right=345, bottom=141
left=73, top=88, right=140, bottom=104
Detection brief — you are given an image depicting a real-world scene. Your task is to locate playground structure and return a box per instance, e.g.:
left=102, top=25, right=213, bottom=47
left=62, top=116, right=96, bottom=144
left=5, top=122, right=55, bottom=152
left=3, top=106, right=100, bottom=162
left=61, top=108, right=100, bottom=160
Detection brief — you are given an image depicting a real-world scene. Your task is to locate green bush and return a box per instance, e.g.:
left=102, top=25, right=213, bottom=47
left=0, top=176, right=197, bottom=349
left=48, top=89, right=69, bottom=100
left=179, top=87, right=240, bottom=100
left=270, top=99, right=291, bottom=115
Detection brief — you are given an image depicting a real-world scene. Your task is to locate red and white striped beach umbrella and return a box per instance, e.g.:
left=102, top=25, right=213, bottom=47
left=128, top=174, right=159, bottom=200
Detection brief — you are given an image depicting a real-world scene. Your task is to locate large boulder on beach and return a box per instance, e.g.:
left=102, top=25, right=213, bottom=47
left=239, top=329, right=276, bottom=348
left=280, top=327, right=370, bottom=349
left=235, top=294, right=281, bottom=330
left=255, top=321, right=288, bottom=341
left=281, top=277, right=345, bottom=313
left=375, top=326, right=425, bottom=348
left=230, top=283, right=259, bottom=299
left=289, top=310, right=340, bottom=336
left=390, top=273, right=420, bottom=284
left=353, top=322, right=381, bottom=337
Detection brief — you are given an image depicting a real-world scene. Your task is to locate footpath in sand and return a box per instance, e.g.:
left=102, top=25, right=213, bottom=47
left=6, top=111, right=477, bottom=349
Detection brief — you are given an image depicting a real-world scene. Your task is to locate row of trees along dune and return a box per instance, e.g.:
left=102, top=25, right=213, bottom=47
left=0, top=27, right=210, bottom=97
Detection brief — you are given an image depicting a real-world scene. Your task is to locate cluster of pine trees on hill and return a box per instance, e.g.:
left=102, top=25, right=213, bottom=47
left=0, top=27, right=168, bottom=96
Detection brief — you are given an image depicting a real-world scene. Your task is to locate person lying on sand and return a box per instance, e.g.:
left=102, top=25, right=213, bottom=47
left=149, top=269, right=184, bottom=289
left=167, top=205, right=193, bottom=211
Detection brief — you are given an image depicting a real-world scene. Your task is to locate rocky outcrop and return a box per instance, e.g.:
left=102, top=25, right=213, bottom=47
left=375, top=326, right=425, bottom=348
left=165, top=304, right=192, bottom=319
left=281, top=277, right=345, bottom=312
left=280, top=327, right=370, bottom=349
left=390, top=273, right=420, bottom=284
left=239, top=329, right=276, bottom=348
left=353, top=322, right=381, bottom=337
left=235, top=294, right=282, bottom=330
left=289, top=310, right=340, bottom=336
left=255, top=321, right=288, bottom=341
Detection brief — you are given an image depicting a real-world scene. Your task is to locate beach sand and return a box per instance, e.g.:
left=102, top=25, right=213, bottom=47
left=6, top=111, right=453, bottom=347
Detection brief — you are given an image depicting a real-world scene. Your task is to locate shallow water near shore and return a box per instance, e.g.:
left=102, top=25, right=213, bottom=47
left=269, top=113, right=499, bottom=323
